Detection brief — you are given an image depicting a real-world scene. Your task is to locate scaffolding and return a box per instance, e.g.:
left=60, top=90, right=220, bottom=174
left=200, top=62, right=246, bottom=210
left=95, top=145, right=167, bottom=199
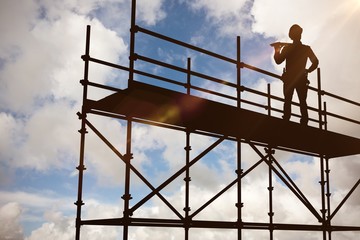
left=75, top=1, right=360, bottom=239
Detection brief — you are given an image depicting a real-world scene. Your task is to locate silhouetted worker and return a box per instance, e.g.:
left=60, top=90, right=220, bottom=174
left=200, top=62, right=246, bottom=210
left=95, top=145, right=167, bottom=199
left=272, top=24, right=319, bottom=125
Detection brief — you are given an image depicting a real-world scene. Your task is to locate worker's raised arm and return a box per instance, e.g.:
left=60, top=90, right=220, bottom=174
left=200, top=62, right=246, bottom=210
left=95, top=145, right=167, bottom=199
left=273, top=46, right=286, bottom=64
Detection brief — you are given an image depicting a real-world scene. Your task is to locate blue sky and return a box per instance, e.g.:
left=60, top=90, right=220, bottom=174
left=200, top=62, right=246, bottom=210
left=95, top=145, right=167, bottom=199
left=1, top=0, right=360, bottom=239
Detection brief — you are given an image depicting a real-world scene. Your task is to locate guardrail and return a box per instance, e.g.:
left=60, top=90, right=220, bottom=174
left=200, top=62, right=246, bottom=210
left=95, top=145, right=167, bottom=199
left=82, top=25, right=360, bottom=134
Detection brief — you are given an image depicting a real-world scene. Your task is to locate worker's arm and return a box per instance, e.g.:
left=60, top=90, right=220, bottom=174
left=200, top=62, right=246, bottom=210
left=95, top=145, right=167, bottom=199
left=273, top=46, right=286, bottom=64
left=306, top=47, right=319, bottom=73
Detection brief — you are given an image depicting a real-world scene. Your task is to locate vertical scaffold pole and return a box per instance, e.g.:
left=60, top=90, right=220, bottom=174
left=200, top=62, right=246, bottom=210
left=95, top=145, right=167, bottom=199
left=184, top=57, right=192, bottom=239
left=236, top=36, right=242, bottom=109
left=267, top=147, right=274, bottom=240
left=320, top=155, right=327, bottom=240
left=325, top=156, right=332, bottom=240
left=184, top=131, right=191, bottom=240
left=323, top=102, right=328, bottom=132
left=324, top=102, right=331, bottom=240
left=236, top=36, right=243, bottom=240
left=317, top=68, right=327, bottom=240
left=324, top=101, right=331, bottom=239
left=122, top=2, right=136, bottom=238
left=317, top=68, right=323, bottom=129
left=267, top=84, right=271, bottom=116
left=128, top=0, right=137, bottom=87
left=75, top=25, right=91, bottom=240
left=123, top=118, right=133, bottom=240
left=187, top=58, right=191, bottom=95
left=266, top=84, right=274, bottom=239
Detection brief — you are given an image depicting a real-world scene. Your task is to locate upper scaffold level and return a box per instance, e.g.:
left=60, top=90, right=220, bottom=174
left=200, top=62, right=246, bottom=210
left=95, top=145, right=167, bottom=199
left=85, top=81, right=360, bottom=158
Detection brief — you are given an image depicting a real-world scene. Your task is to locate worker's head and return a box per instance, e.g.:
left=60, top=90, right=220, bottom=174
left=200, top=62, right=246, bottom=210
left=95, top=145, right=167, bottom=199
left=289, top=24, right=302, bottom=41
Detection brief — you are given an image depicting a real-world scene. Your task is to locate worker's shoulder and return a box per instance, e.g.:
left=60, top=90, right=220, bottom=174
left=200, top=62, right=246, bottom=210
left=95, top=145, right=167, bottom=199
left=295, top=43, right=312, bottom=51
left=300, top=43, right=312, bottom=50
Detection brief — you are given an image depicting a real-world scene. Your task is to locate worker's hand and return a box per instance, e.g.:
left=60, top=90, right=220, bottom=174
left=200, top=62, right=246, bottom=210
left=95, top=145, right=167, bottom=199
left=271, top=43, right=283, bottom=51
left=304, top=69, right=309, bottom=78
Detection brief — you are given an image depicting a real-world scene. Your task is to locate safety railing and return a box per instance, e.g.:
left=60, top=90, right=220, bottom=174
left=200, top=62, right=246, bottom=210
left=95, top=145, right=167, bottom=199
left=83, top=24, right=360, bottom=135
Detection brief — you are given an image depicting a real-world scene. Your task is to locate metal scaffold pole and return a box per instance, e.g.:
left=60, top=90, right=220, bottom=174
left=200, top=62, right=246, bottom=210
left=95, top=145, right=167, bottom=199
left=122, top=1, right=136, bottom=238
left=320, top=155, right=327, bottom=240
left=184, top=130, right=191, bottom=240
left=122, top=118, right=133, bottom=240
left=267, top=147, right=274, bottom=240
left=128, top=0, right=137, bottom=87
left=75, top=25, right=91, bottom=240
left=325, top=157, right=332, bottom=240
left=236, top=36, right=243, bottom=240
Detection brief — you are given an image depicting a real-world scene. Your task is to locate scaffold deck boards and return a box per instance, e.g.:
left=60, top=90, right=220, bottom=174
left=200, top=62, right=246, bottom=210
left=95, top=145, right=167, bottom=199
left=85, top=81, right=360, bottom=158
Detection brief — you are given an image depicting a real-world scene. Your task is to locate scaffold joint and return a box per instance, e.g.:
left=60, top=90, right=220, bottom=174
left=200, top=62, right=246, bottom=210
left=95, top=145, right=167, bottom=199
left=237, top=61, right=245, bottom=69
left=76, top=112, right=87, bottom=120
left=74, top=200, right=84, bottom=206
left=235, top=203, right=244, bottom=208
left=123, top=209, right=134, bottom=218
left=237, top=85, right=246, bottom=92
left=121, top=193, right=133, bottom=201
left=131, top=25, right=139, bottom=33
left=129, top=53, right=138, bottom=61
left=76, top=165, right=87, bottom=171
left=81, top=54, right=90, bottom=61
left=79, top=79, right=89, bottom=85
left=183, top=207, right=191, bottom=212
left=183, top=176, right=192, bottom=182
left=265, top=148, right=275, bottom=154
left=318, top=180, right=326, bottom=185
left=124, top=153, right=134, bottom=162
left=78, top=128, right=88, bottom=134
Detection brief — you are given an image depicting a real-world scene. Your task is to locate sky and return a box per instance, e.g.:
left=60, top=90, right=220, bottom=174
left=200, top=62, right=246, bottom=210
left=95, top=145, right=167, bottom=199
left=0, top=0, right=360, bottom=239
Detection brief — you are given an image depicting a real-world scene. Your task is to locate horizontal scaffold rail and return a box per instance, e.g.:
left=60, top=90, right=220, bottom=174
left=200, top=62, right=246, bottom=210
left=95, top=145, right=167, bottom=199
left=81, top=217, right=360, bottom=232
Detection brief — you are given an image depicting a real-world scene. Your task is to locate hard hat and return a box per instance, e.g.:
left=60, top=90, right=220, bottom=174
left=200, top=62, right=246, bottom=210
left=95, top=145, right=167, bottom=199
left=289, top=24, right=303, bottom=40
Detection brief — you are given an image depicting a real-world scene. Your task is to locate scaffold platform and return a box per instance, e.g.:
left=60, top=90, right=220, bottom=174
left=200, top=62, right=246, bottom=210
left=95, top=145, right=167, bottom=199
left=85, top=81, right=360, bottom=158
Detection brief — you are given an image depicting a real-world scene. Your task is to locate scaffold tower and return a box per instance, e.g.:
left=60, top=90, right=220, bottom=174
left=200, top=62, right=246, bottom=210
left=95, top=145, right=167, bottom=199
left=75, top=1, right=360, bottom=239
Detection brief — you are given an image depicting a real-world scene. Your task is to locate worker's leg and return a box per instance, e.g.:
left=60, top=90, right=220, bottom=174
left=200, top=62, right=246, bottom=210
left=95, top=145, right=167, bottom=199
left=296, top=82, right=309, bottom=125
left=283, top=83, right=294, bottom=120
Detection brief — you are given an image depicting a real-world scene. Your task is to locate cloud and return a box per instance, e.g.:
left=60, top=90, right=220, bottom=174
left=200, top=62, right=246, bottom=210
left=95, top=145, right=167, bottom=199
left=0, top=202, right=24, bottom=240
left=187, top=0, right=254, bottom=37
left=137, top=0, right=166, bottom=26
left=25, top=201, right=123, bottom=240
left=0, top=0, right=128, bottom=171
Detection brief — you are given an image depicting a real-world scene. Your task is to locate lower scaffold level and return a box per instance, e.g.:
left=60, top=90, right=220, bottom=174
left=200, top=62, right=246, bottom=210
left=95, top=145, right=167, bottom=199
left=85, top=81, right=360, bottom=159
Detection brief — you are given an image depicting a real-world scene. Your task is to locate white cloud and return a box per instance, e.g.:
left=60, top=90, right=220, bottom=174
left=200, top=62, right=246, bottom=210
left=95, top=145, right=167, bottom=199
left=187, top=0, right=253, bottom=37
left=0, top=5, right=127, bottom=113
left=137, top=0, right=166, bottom=26
left=0, top=0, right=128, bottom=170
left=25, top=201, right=122, bottom=240
left=0, top=202, right=24, bottom=240
left=190, top=0, right=249, bottom=19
